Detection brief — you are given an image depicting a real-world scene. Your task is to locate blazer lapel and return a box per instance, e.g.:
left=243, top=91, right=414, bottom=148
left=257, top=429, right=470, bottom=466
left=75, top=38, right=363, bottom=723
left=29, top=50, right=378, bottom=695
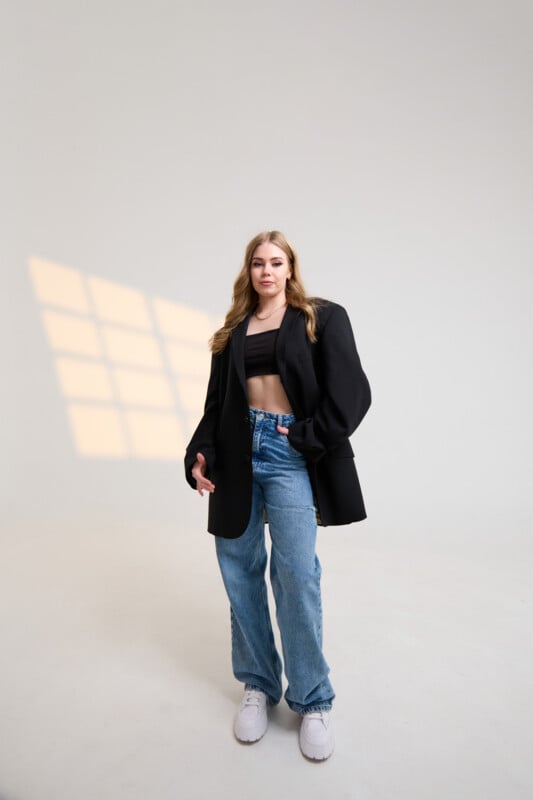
left=231, top=313, right=251, bottom=397
left=276, top=304, right=300, bottom=375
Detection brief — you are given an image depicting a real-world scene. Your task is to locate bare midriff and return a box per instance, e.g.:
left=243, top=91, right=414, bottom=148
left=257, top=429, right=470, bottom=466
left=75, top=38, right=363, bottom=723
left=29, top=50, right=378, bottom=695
left=246, top=374, right=294, bottom=415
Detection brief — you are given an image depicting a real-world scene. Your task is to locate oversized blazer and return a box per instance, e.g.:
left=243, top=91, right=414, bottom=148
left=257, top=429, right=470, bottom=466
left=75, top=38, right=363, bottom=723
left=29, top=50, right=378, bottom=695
left=184, top=300, right=371, bottom=539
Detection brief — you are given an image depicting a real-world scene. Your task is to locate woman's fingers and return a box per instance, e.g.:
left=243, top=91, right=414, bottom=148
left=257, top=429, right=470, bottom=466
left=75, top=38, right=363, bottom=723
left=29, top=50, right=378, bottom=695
left=276, top=424, right=289, bottom=435
left=194, top=475, right=215, bottom=496
left=192, top=452, right=215, bottom=495
left=196, top=479, right=215, bottom=497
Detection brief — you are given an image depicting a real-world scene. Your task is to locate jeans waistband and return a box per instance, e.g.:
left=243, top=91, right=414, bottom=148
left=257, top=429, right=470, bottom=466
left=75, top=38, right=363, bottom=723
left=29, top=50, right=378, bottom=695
left=249, top=406, right=296, bottom=427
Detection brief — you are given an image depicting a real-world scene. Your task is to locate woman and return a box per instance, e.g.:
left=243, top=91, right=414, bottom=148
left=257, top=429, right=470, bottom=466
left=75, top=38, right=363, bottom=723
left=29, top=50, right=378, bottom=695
left=184, top=230, right=371, bottom=761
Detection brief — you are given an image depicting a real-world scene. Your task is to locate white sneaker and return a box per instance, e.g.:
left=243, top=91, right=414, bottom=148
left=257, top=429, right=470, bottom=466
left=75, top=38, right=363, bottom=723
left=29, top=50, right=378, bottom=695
left=299, top=711, right=335, bottom=760
left=234, top=689, right=268, bottom=743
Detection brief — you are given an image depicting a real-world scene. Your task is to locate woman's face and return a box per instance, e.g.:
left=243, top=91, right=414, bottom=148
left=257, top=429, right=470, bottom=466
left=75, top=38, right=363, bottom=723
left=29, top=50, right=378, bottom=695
left=249, top=242, right=292, bottom=303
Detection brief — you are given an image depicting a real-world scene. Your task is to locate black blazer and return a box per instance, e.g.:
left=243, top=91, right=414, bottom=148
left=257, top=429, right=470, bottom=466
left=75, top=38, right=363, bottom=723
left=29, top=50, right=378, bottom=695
left=184, top=300, right=371, bottom=538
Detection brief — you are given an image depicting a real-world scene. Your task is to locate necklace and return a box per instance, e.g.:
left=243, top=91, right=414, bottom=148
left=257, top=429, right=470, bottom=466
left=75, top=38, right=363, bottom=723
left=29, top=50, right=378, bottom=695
left=254, top=303, right=287, bottom=321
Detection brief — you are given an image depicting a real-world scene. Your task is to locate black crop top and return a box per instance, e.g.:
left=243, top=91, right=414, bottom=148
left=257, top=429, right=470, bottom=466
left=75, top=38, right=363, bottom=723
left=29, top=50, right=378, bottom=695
left=244, top=329, right=280, bottom=378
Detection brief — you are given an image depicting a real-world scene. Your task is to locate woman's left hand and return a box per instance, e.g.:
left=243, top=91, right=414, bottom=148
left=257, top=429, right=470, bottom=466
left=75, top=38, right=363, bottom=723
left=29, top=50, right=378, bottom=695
left=276, top=424, right=289, bottom=435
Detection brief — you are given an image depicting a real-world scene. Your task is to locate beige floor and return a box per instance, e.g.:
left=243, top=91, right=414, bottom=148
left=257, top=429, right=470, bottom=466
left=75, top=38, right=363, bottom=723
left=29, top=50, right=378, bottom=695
left=1, top=516, right=531, bottom=800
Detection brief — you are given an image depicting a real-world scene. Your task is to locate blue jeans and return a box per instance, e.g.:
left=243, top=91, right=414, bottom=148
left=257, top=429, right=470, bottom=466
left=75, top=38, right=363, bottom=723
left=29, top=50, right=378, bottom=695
left=215, top=407, right=335, bottom=714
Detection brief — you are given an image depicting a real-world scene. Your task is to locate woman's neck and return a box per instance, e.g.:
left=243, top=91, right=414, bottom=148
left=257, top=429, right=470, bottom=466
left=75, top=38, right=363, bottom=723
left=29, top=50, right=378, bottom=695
left=254, top=299, right=287, bottom=320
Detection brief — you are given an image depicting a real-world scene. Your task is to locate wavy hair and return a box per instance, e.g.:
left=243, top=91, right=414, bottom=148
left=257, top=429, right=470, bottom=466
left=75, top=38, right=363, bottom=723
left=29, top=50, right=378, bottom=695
left=210, top=230, right=318, bottom=353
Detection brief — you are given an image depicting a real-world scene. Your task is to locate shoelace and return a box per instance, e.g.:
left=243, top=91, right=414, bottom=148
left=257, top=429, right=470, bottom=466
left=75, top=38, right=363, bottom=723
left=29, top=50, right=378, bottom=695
left=304, top=711, right=329, bottom=726
left=242, top=691, right=262, bottom=708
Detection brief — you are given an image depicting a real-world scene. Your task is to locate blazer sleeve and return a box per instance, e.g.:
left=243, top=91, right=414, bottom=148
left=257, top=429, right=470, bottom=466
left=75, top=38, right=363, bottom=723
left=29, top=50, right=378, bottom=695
left=184, top=352, right=222, bottom=489
left=287, top=304, right=371, bottom=463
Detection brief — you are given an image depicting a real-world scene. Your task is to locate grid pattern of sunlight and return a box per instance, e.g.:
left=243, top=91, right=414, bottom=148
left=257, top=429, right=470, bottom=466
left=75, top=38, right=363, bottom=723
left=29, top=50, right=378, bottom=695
left=29, top=257, right=219, bottom=460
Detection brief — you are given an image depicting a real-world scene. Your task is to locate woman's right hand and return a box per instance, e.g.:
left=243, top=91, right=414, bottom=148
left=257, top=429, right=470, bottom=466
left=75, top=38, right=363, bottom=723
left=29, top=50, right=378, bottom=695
left=191, top=452, right=216, bottom=496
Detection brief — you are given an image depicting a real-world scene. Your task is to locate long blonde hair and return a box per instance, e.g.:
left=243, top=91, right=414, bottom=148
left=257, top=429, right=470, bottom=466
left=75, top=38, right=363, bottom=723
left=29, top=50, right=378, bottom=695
left=210, top=230, right=318, bottom=353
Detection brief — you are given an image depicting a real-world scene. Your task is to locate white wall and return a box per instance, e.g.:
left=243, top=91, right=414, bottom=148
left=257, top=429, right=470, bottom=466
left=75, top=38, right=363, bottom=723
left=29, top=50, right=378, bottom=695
left=2, top=0, right=532, bottom=551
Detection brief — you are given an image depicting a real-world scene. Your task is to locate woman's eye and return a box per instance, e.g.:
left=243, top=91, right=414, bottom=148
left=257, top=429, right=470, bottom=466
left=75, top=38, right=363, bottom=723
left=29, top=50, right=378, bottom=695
left=272, top=262, right=282, bottom=267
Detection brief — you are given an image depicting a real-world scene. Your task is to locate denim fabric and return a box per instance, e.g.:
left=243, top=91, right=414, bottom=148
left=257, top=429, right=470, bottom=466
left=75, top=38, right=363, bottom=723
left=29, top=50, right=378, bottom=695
left=215, top=407, right=335, bottom=714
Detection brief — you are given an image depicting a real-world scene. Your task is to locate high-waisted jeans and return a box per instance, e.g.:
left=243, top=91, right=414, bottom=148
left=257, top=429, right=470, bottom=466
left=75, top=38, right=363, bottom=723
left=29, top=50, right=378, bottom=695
left=215, top=407, right=335, bottom=714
